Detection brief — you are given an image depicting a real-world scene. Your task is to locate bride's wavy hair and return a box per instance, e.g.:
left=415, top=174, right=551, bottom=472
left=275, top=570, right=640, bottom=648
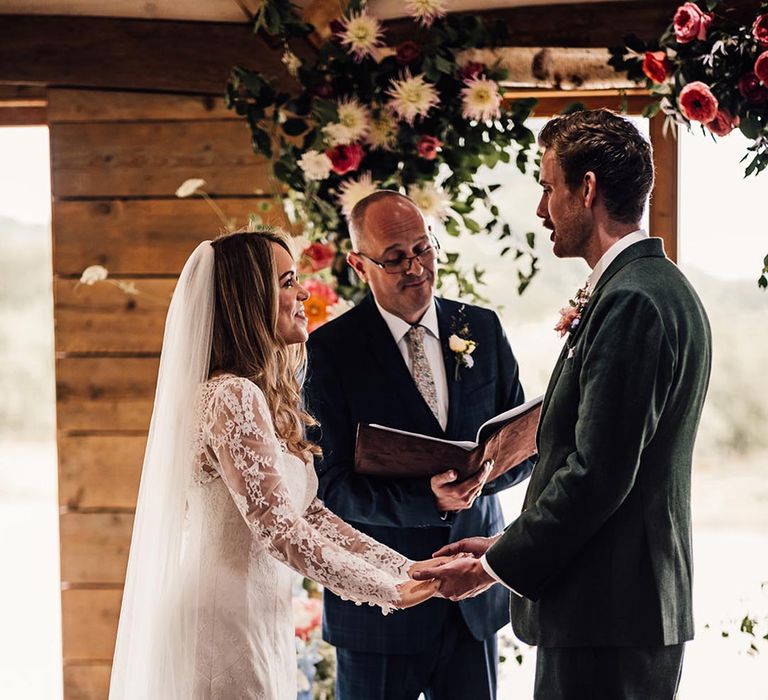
left=209, top=227, right=320, bottom=460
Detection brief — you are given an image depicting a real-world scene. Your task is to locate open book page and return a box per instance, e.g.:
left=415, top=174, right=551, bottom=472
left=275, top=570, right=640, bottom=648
left=475, top=394, right=544, bottom=444
left=367, top=424, right=476, bottom=451
left=368, top=394, right=544, bottom=451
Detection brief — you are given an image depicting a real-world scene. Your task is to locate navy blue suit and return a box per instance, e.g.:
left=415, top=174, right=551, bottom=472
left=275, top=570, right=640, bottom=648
left=305, top=295, right=533, bottom=698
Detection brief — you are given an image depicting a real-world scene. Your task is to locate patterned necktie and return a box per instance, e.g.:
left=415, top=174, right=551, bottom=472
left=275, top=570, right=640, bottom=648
left=406, top=325, right=439, bottom=420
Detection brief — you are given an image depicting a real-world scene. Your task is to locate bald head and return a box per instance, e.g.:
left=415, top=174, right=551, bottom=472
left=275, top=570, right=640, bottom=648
left=348, top=190, right=426, bottom=251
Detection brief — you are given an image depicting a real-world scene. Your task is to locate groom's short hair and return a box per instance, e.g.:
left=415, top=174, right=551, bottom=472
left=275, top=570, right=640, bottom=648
left=538, top=109, right=654, bottom=225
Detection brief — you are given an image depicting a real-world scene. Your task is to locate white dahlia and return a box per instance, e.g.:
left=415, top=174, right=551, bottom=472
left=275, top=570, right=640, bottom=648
left=339, top=11, right=385, bottom=61
left=461, top=76, right=502, bottom=122
left=405, top=0, right=449, bottom=27
left=366, top=110, right=399, bottom=150
left=386, top=71, right=440, bottom=125
left=338, top=172, right=378, bottom=217
left=337, top=98, right=371, bottom=142
left=321, top=122, right=355, bottom=146
left=298, top=151, right=333, bottom=181
left=407, top=182, right=451, bottom=221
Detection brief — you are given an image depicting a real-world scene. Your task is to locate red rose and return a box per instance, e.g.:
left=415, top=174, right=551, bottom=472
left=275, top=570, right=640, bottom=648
left=673, top=3, right=713, bottom=44
left=753, top=13, right=768, bottom=46
left=706, top=109, right=740, bottom=137
left=738, top=72, right=768, bottom=103
left=755, top=51, right=768, bottom=85
left=678, top=81, right=719, bottom=123
left=396, top=40, right=421, bottom=65
left=460, top=61, right=485, bottom=81
left=416, top=135, right=442, bottom=160
left=326, top=143, right=364, bottom=175
left=642, top=51, right=672, bottom=84
left=300, top=242, right=336, bottom=273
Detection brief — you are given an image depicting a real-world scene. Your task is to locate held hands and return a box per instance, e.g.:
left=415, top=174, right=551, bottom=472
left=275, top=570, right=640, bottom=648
left=409, top=535, right=502, bottom=601
left=430, top=460, right=493, bottom=513
left=395, top=556, right=465, bottom=608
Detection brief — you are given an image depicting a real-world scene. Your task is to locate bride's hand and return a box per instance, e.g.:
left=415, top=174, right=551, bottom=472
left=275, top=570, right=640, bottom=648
left=407, top=555, right=467, bottom=579
left=395, top=578, right=440, bottom=608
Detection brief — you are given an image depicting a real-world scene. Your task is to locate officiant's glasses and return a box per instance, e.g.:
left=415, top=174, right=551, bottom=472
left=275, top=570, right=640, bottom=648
left=356, top=234, right=440, bottom=275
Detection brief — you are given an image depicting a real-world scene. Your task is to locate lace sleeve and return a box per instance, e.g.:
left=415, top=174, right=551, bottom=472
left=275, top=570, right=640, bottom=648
left=206, top=378, right=401, bottom=613
left=304, top=498, right=413, bottom=579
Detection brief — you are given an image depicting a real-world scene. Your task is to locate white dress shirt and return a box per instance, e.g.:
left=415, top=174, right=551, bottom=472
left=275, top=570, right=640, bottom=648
left=479, top=229, right=650, bottom=594
left=374, top=298, right=449, bottom=431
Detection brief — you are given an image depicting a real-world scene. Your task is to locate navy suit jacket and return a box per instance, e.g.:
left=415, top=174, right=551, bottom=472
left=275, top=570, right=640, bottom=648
left=305, top=295, right=533, bottom=654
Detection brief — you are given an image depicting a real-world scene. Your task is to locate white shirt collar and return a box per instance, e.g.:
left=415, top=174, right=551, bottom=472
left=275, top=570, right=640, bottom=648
left=375, top=297, right=440, bottom=343
left=587, top=229, right=649, bottom=290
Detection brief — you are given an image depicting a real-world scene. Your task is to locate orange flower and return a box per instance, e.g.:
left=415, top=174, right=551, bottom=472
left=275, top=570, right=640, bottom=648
left=303, top=278, right=339, bottom=332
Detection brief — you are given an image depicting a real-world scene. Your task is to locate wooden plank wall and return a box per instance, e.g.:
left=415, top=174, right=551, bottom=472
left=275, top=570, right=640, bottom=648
left=50, top=87, right=284, bottom=699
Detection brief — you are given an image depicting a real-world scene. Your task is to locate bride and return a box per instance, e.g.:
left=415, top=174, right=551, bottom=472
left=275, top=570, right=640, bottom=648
left=109, top=229, right=441, bottom=699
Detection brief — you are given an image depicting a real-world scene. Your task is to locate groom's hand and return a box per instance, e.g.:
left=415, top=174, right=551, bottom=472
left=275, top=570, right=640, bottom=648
left=411, top=557, right=495, bottom=601
left=430, top=461, right=492, bottom=512
left=432, top=534, right=501, bottom=559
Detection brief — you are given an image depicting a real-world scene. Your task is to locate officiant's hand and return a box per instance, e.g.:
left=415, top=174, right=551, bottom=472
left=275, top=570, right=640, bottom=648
left=432, top=534, right=501, bottom=559
left=395, top=578, right=440, bottom=608
left=430, top=461, right=493, bottom=512
left=411, top=556, right=495, bottom=601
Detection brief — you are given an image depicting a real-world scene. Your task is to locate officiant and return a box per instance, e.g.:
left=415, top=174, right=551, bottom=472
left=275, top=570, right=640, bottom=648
left=304, top=190, right=534, bottom=700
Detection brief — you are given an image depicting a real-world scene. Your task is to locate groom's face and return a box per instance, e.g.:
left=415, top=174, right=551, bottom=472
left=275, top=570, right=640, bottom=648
left=537, top=149, right=592, bottom=260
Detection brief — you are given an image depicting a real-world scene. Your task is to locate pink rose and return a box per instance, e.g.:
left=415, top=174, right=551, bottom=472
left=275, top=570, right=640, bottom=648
left=673, top=3, right=713, bottom=44
left=460, top=61, right=485, bottom=81
left=416, top=135, right=442, bottom=160
left=299, top=242, right=336, bottom=273
left=642, top=51, right=672, bottom=84
left=755, top=51, right=768, bottom=85
left=326, top=143, right=364, bottom=175
left=706, top=109, right=740, bottom=137
left=753, top=13, right=768, bottom=46
left=292, top=597, right=323, bottom=641
left=678, top=81, right=719, bottom=123
left=738, top=72, right=768, bottom=103
left=395, top=40, right=421, bottom=65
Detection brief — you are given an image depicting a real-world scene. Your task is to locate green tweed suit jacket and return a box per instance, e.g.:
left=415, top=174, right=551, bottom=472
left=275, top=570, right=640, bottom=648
left=486, top=237, right=712, bottom=648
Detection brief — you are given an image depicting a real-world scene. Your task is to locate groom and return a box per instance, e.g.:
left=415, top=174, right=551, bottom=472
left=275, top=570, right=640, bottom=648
left=305, top=190, right=534, bottom=700
left=414, top=110, right=712, bottom=699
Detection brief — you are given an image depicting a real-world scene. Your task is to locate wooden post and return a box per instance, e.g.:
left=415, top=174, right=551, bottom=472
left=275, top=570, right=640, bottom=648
left=649, top=114, right=679, bottom=262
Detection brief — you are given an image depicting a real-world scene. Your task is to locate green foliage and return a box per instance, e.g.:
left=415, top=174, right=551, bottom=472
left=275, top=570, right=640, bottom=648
left=227, top=1, right=540, bottom=302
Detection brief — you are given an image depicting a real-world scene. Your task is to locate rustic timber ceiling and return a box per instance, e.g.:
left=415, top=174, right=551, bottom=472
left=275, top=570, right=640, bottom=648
left=0, top=0, right=639, bottom=23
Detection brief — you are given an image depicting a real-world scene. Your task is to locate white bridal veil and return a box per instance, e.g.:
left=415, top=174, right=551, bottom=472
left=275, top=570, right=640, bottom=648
left=109, top=241, right=215, bottom=699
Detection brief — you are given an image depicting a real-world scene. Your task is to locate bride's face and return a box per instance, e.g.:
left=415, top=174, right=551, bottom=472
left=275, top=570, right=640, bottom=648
left=272, top=242, right=310, bottom=344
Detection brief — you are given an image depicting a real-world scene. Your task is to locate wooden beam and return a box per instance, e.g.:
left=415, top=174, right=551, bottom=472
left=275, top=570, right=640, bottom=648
left=382, top=1, right=760, bottom=48
left=56, top=357, right=158, bottom=433
left=61, top=589, right=122, bottom=662
left=0, top=15, right=290, bottom=94
left=649, top=113, right=679, bottom=261
left=50, top=120, right=271, bottom=198
left=63, top=664, right=112, bottom=700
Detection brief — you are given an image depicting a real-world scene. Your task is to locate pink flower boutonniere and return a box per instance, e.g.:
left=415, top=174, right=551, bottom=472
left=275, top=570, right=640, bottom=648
left=555, top=284, right=591, bottom=339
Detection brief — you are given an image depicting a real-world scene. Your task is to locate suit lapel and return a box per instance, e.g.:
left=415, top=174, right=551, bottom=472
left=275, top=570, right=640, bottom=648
left=538, top=238, right=667, bottom=440
left=359, top=295, right=444, bottom=434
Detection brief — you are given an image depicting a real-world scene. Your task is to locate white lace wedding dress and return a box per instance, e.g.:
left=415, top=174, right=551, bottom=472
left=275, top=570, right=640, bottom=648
left=191, top=374, right=411, bottom=699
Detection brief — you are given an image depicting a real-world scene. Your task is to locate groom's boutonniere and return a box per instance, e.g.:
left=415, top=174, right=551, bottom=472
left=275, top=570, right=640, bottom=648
left=448, top=305, right=477, bottom=380
left=555, top=283, right=591, bottom=340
